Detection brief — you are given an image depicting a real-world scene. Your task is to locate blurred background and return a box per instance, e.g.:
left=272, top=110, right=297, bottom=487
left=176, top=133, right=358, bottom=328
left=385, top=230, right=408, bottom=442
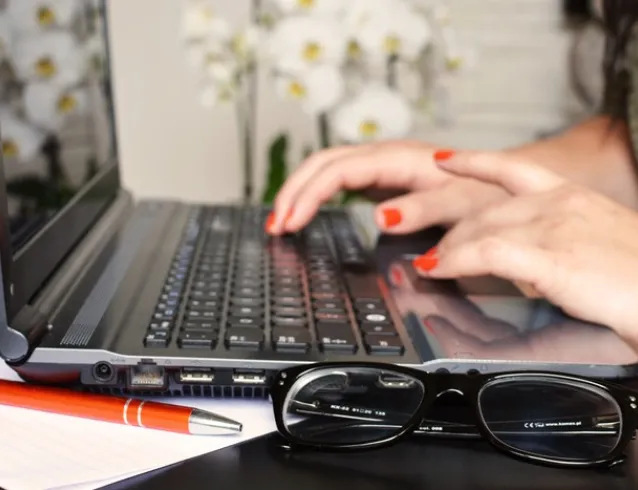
left=0, top=0, right=607, bottom=212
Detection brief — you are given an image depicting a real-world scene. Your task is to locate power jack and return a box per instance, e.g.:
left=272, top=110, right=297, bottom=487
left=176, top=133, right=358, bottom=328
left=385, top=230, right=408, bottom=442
left=92, top=362, right=115, bottom=383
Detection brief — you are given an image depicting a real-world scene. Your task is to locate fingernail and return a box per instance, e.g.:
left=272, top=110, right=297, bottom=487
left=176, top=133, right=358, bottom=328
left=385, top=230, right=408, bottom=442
left=413, top=247, right=439, bottom=272
left=433, top=149, right=455, bottom=162
left=265, top=212, right=275, bottom=233
left=381, top=208, right=402, bottom=228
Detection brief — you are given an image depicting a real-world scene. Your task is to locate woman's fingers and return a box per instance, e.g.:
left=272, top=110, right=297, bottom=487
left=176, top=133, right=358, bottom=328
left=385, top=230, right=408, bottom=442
left=269, top=145, right=365, bottom=233
left=280, top=148, right=441, bottom=232
left=435, top=151, right=565, bottom=195
left=418, top=236, right=561, bottom=299
left=437, top=194, right=542, bottom=252
left=374, top=187, right=478, bottom=233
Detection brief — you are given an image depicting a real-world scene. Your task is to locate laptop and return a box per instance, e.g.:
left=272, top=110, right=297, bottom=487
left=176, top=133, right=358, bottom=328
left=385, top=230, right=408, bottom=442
left=0, top=2, right=636, bottom=398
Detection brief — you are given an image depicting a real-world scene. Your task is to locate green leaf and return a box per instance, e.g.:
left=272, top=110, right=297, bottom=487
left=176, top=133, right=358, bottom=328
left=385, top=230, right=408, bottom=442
left=6, top=176, right=50, bottom=199
left=261, top=133, right=288, bottom=204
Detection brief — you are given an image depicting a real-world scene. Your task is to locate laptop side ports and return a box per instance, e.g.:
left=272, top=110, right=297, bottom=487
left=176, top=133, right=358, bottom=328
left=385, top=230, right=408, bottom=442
left=178, top=368, right=215, bottom=384
left=232, top=369, right=267, bottom=385
left=127, top=363, right=166, bottom=390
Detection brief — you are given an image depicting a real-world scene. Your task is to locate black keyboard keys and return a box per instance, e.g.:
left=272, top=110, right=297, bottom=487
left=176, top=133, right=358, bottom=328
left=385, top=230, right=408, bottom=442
left=225, top=327, right=264, bottom=351
left=178, top=331, right=217, bottom=349
left=272, top=327, right=311, bottom=353
left=317, top=323, right=357, bottom=353
left=364, top=334, right=404, bottom=355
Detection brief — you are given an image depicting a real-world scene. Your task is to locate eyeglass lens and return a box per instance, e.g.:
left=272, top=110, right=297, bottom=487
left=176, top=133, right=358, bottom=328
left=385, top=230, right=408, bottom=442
left=282, top=366, right=425, bottom=445
left=478, top=377, right=622, bottom=462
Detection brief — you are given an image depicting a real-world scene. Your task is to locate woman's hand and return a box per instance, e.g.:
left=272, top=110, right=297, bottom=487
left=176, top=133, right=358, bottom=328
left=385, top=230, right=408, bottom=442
left=413, top=152, right=638, bottom=346
left=267, top=141, right=510, bottom=235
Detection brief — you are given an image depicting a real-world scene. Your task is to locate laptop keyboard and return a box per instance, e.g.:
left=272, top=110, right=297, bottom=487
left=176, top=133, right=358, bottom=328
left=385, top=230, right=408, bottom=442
left=143, top=206, right=405, bottom=357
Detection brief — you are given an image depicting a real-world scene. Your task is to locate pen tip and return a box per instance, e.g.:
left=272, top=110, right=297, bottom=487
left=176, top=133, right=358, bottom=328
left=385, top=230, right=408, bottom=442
left=189, top=409, right=243, bottom=435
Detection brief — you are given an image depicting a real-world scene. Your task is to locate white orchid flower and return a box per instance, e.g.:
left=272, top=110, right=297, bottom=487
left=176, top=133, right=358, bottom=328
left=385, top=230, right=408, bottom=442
left=333, top=84, right=413, bottom=143
left=231, top=24, right=262, bottom=64
left=353, top=1, right=431, bottom=62
left=182, top=0, right=232, bottom=43
left=6, top=0, right=83, bottom=32
left=200, top=81, right=238, bottom=108
left=0, top=108, right=46, bottom=163
left=268, top=15, right=347, bottom=73
left=23, top=82, right=88, bottom=132
left=275, top=65, right=344, bottom=115
left=272, top=0, right=345, bottom=17
left=12, top=30, right=86, bottom=87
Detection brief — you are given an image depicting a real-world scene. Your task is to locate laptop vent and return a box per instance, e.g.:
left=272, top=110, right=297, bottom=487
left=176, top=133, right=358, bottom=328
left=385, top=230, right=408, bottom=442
left=83, top=385, right=270, bottom=399
left=60, top=215, right=155, bottom=347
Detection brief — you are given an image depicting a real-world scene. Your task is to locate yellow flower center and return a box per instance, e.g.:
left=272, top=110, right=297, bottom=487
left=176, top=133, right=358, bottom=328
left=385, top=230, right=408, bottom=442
left=57, top=94, right=77, bottom=114
left=287, top=81, right=306, bottom=99
left=2, top=140, right=18, bottom=158
left=200, top=6, right=215, bottom=19
left=218, top=85, right=235, bottom=102
left=383, top=35, right=401, bottom=55
left=445, top=57, right=463, bottom=71
left=359, top=120, right=379, bottom=138
left=35, top=57, right=56, bottom=78
left=302, top=42, right=322, bottom=62
left=37, top=6, right=55, bottom=27
left=347, top=40, right=361, bottom=59
left=297, top=0, right=315, bottom=9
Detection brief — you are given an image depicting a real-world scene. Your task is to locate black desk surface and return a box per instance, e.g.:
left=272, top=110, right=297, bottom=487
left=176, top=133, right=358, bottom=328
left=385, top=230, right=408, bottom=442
left=103, top=434, right=638, bottom=490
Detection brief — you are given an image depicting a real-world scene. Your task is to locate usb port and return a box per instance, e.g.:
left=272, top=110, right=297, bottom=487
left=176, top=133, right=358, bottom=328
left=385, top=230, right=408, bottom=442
left=128, top=364, right=166, bottom=389
left=178, top=368, right=215, bottom=384
left=232, top=369, right=267, bottom=385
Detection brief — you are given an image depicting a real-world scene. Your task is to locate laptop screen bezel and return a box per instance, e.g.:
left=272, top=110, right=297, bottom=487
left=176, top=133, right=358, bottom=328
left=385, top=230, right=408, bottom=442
left=0, top=1, right=121, bottom=322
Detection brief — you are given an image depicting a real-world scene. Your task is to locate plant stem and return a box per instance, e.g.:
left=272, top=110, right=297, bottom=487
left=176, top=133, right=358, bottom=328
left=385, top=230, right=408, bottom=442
left=387, top=54, right=398, bottom=88
left=240, top=0, right=262, bottom=204
left=41, top=134, right=66, bottom=183
left=318, top=113, right=330, bottom=149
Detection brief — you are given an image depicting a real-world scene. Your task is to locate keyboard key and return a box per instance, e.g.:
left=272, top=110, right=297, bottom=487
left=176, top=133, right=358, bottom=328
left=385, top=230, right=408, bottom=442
left=230, top=306, right=264, bottom=317
left=273, top=306, right=306, bottom=317
left=148, top=321, right=172, bottom=331
left=178, top=331, right=217, bottom=348
left=227, top=316, right=264, bottom=328
left=355, top=299, right=386, bottom=311
left=188, top=299, right=222, bottom=310
left=272, top=327, right=311, bottom=353
left=316, top=324, right=357, bottom=353
left=144, top=331, right=170, bottom=348
left=359, top=312, right=390, bottom=324
left=365, top=335, right=404, bottom=355
left=272, top=316, right=307, bottom=328
left=360, top=323, right=397, bottom=336
left=273, top=296, right=304, bottom=306
left=314, top=299, right=345, bottom=310
left=181, top=321, right=219, bottom=331
left=315, top=311, right=348, bottom=323
left=225, top=327, right=264, bottom=350
left=272, top=286, right=302, bottom=296
left=233, top=287, right=262, bottom=298
left=231, top=297, right=263, bottom=307
left=187, top=310, right=219, bottom=320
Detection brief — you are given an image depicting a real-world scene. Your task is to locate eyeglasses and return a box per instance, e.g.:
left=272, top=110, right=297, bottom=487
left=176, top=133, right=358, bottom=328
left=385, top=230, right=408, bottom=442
left=269, top=362, right=638, bottom=469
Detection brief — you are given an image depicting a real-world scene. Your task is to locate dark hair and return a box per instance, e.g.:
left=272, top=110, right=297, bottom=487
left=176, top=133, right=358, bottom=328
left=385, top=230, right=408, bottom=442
left=602, top=1, right=638, bottom=120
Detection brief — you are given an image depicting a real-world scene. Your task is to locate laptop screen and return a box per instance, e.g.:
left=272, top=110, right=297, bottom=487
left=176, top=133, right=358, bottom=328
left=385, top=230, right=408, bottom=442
left=1, top=0, right=116, bottom=250
left=0, top=0, right=120, bottom=318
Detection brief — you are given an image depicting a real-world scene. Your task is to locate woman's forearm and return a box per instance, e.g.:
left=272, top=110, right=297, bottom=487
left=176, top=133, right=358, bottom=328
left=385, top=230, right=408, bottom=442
left=507, top=116, right=638, bottom=208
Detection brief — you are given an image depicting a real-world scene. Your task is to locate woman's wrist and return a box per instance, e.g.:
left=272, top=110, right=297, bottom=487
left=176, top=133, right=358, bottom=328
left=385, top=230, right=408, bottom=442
left=505, top=116, right=638, bottom=208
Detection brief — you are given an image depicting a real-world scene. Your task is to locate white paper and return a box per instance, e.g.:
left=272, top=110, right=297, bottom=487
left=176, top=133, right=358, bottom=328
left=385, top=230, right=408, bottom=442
left=0, top=361, right=276, bottom=490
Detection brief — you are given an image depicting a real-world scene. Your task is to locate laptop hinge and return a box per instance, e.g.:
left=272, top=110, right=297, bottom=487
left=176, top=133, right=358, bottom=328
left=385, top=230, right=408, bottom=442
left=0, top=305, right=50, bottom=364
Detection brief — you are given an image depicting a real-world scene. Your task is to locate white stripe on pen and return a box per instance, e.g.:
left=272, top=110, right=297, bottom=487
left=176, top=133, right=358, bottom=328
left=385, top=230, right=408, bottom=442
left=137, top=401, right=146, bottom=427
left=123, top=399, right=132, bottom=425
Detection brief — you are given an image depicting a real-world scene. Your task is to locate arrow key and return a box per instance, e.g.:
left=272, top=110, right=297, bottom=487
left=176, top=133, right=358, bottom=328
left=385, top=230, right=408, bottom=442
left=317, top=324, right=357, bottom=354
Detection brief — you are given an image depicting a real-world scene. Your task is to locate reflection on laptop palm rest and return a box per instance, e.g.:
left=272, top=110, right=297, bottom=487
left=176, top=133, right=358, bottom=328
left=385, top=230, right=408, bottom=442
left=0, top=362, right=275, bottom=490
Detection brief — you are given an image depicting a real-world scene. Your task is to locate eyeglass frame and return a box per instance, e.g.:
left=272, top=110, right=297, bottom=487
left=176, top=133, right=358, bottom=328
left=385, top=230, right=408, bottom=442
left=269, top=362, right=638, bottom=470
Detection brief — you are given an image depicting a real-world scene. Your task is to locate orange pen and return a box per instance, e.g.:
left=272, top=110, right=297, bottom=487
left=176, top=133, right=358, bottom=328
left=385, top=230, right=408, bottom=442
left=0, top=379, right=242, bottom=435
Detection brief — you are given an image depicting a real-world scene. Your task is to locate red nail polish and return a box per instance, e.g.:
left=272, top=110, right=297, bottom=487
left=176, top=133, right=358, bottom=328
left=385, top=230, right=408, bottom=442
left=413, top=247, right=439, bottom=272
left=382, top=208, right=402, bottom=228
left=433, top=149, right=455, bottom=162
left=265, top=212, right=275, bottom=232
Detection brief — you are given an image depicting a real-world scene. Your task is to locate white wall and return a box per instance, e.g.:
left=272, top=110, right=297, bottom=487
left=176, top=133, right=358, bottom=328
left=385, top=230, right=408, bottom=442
left=107, top=0, right=576, bottom=204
